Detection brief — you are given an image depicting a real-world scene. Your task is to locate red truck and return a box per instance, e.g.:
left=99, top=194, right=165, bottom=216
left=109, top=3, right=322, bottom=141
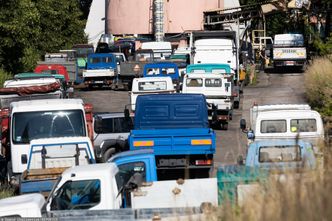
left=34, top=64, right=70, bottom=82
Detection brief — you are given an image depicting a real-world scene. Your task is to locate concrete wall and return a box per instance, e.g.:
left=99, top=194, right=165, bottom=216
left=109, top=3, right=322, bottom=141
left=107, top=0, right=224, bottom=35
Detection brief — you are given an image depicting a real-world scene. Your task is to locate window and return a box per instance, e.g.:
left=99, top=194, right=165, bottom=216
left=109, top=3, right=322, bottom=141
left=211, top=69, right=227, bottom=74
left=138, top=81, right=167, bottom=91
left=116, top=117, right=133, bottom=132
left=98, top=118, right=114, bottom=133
left=115, top=162, right=146, bottom=191
left=186, top=78, right=203, bottom=87
left=146, top=68, right=160, bottom=76
left=260, top=120, right=286, bottom=133
left=13, top=110, right=85, bottom=144
left=259, top=145, right=301, bottom=163
left=50, top=179, right=101, bottom=210
left=90, top=57, right=100, bottom=64
left=290, top=119, right=317, bottom=132
left=205, top=78, right=222, bottom=87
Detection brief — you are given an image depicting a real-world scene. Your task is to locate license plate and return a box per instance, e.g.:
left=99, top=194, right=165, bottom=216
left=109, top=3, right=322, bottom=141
left=94, top=81, right=104, bottom=83
left=285, top=61, right=294, bottom=66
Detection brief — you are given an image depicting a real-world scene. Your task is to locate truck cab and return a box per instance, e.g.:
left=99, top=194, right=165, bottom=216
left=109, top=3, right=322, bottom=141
left=182, top=73, right=233, bottom=130
left=83, top=53, right=117, bottom=89
left=130, top=76, right=175, bottom=112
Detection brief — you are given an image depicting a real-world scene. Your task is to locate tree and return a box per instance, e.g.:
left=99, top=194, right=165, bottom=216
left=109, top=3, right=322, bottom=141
left=0, top=0, right=87, bottom=74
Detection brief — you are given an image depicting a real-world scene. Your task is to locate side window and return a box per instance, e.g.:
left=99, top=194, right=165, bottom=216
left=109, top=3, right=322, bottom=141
left=50, top=179, right=101, bottom=210
left=261, top=120, right=287, bottom=133
left=290, top=119, right=317, bottom=132
left=116, top=162, right=146, bottom=190
left=96, top=118, right=114, bottom=134
left=118, top=117, right=133, bottom=132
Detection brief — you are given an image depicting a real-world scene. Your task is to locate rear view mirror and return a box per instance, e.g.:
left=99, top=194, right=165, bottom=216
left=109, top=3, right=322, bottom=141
left=240, top=119, right=246, bottom=130
left=124, top=108, right=130, bottom=119
left=94, top=116, right=103, bottom=134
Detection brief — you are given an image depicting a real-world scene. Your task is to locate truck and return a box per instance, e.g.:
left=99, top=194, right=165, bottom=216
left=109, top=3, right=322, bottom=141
left=130, top=76, right=175, bottom=112
left=186, top=63, right=240, bottom=109
left=0, top=99, right=94, bottom=184
left=129, top=93, right=216, bottom=178
left=240, top=104, right=324, bottom=153
left=143, top=62, right=181, bottom=89
left=34, top=64, right=70, bottom=82
left=272, top=33, right=307, bottom=71
left=13, top=72, right=74, bottom=98
left=93, top=112, right=134, bottom=162
left=182, top=73, right=233, bottom=130
left=0, top=163, right=218, bottom=218
left=83, top=53, right=117, bottom=89
left=19, top=137, right=96, bottom=196
left=218, top=139, right=316, bottom=204
left=190, top=31, right=243, bottom=91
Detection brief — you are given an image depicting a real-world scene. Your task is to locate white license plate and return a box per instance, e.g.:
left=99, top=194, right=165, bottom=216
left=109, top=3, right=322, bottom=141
left=286, top=61, right=294, bottom=66
left=94, top=81, right=104, bottom=83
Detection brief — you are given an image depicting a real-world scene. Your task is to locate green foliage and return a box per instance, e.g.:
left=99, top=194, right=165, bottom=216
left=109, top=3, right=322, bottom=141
left=0, top=68, right=13, bottom=88
left=305, top=58, right=332, bottom=117
left=0, top=0, right=87, bottom=74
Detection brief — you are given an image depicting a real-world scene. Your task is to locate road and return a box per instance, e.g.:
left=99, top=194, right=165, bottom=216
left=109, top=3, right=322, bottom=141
left=75, top=69, right=306, bottom=166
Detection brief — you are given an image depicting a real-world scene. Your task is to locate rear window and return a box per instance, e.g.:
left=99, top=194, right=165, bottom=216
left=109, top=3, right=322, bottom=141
left=205, top=78, right=222, bottom=87
left=259, top=145, right=301, bottom=162
left=186, top=78, right=203, bottom=87
left=261, top=120, right=286, bottom=133
left=290, top=119, right=317, bottom=132
left=138, top=81, right=167, bottom=91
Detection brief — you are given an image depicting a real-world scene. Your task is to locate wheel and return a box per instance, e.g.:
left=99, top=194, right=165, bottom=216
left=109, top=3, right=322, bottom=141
left=221, top=123, right=228, bottom=130
left=234, top=101, right=240, bottom=109
left=102, top=148, right=116, bottom=163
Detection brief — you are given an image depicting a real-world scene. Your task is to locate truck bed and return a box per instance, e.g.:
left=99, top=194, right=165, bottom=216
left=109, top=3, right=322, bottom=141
left=129, top=128, right=215, bottom=155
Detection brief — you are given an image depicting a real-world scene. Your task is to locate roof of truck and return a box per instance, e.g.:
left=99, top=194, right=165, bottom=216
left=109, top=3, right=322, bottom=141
left=4, top=78, right=58, bottom=88
left=109, top=149, right=154, bottom=163
left=10, top=98, right=84, bottom=112
left=62, top=163, right=118, bottom=178
left=249, top=139, right=311, bottom=148
left=257, top=109, right=322, bottom=120
left=0, top=193, right=45, bottom=214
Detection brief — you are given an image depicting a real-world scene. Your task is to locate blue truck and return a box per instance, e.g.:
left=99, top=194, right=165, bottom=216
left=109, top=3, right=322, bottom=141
left=218, top=139, right=316, bottom=204
left=82, top=53, right=117, bottom=89
left=128, top=93, right=216, bottom=179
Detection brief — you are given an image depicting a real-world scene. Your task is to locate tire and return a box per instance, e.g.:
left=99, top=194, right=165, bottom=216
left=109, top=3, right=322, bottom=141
left=102, top=148, right=116, bottom=163
left=234, top=101, right=240, bottom=109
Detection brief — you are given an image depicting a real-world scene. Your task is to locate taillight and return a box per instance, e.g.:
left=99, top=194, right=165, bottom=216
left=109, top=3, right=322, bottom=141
left=195, top=160, right=212, bottom=165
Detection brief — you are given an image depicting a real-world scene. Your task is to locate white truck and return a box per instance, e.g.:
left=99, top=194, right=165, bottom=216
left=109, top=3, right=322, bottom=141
left=1, top=99, right=94, bottom=184
left=272, top=33, right=307, bottom=71
left=0, top=163, right=218, bottom=218
left=240, top=104, right=324, bottom=152
left=130, top=76, right=175, bottom=112
left=182, top=73, right=233, bottom=130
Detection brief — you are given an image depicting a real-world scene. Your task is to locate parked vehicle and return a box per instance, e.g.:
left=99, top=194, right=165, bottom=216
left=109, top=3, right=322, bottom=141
left=272, top=34, right=307, bottom=71
left=20, top=137, right=96, bottom=196
left=129, top=93, right=216, bottom=178
left=34, top=64, right=70, bottom=82
left=240, top=104, right=324, bottom=153
left=0, top=99, right=94, bottom=184
left=13, top=73, right=74, bottom=98
left=93, top=112, right=134, bottom=162
left=190, top=31, right=242, bottom=90
left=185, top=63, right=240, bottom=108
left=83, top=53, right=117, bottom=89
left=182, top=73, right=233, bottom=130
left=141, top=41, right=172, bottom=60
left=218, top=139, right=316, bottom=204
left=130, top=76, right=175, bottom=112
left=72, top=44, right=95, bottom=84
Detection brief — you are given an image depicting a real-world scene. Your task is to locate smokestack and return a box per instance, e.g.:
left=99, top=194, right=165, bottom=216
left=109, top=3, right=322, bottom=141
left=154, top=0, right=164, bottom=42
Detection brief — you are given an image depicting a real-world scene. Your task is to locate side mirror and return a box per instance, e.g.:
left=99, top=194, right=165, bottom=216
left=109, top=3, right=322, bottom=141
left=247, top=130, right=255, bottom=140
left=94, top=116, right=103, bottom=133
left=240, top=119, right=246, bottom=130
left=124, top=108, right=130, bottom=119
left=125, top=173, right=143, bottom=191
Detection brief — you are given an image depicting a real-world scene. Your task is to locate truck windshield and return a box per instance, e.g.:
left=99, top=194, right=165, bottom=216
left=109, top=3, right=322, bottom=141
left=13, top=110, right=86, bottom=144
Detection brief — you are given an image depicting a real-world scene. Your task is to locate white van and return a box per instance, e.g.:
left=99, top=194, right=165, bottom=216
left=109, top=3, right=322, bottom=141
left=182, top=73, right=233, bottom=130
left=130, top=76, right=175, bottom=112
left=141, top=41, right=172, bottom=60
left=241, top=104, right=324, bottom=151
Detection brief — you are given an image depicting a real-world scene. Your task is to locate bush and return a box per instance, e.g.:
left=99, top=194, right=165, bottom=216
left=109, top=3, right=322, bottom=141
left=0, top=68, right=13, bottom=88
left=304, top=58, right=332, bottom=117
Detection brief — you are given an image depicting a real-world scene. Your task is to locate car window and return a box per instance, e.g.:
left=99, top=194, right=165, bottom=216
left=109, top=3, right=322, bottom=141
left=261, top=120, right=286, bottom=133
left=259, top=145, right=301, bottom=162
left=115, top=161, right=146, bottom=190
left=186, top=78, right=203, bottom=87
left=290, top=119, right=317, bottom=132
left=205, top=78, right=222, bottom=87
left=99, top=118, right=114, bottom=133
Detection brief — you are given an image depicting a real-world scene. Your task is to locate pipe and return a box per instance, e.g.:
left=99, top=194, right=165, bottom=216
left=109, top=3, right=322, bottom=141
left=154, top=0, right=164, bottom=42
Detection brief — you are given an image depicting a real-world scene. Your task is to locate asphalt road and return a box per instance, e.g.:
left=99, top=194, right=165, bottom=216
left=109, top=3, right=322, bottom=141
left=75, top=69, right=306, bottom=167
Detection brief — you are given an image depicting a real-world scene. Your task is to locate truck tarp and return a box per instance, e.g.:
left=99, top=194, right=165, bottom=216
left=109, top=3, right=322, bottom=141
left=0, top=82, right=61, bottom=96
